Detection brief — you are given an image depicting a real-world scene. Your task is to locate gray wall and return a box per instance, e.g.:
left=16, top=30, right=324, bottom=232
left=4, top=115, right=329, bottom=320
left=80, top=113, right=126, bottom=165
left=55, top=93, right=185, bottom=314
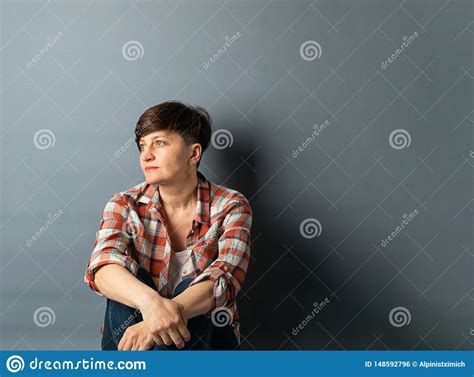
left=1, top=0, right=472, bottom=350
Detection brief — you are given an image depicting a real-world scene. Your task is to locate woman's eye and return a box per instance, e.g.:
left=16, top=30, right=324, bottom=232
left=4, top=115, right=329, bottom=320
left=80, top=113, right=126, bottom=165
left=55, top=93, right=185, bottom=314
left=139, top=140, right=163, bottom=151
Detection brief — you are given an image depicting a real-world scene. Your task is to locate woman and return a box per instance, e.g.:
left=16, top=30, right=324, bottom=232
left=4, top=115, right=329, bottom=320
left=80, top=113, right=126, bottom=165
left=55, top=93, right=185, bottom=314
left=84, top=101, right=253, bottom=351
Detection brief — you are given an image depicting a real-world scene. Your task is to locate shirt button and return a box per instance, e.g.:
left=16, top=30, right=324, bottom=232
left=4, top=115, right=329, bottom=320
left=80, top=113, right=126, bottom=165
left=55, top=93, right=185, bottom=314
left=182, top=269, right=187, bottom=275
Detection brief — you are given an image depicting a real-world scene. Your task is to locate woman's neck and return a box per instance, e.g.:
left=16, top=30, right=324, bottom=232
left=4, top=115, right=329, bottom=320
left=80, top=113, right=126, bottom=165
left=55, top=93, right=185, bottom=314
left=158, top=172, right=198, bottom=212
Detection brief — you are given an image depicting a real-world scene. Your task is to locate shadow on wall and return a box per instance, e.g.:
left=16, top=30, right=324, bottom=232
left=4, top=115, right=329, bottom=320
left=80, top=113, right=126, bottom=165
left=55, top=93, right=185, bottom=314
left=223, top=117, right=429, bottom=350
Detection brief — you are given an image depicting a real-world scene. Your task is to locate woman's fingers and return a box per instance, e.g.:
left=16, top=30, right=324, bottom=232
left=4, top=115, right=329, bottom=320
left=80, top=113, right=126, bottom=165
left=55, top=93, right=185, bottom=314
left=131, top=341, right=140, bottom=351
left=159, top=332, right=174, bottom=346
left=117, top=336, right=125, bottom=350
left=154, top=335, right=163, bottom=344
left=177, top=323, right=191, bottom=343
left=139, top=342, right=151, bottom=351
left=168, top=329, right=185, bottom=349
left=118, top=336, right=131, bottom=351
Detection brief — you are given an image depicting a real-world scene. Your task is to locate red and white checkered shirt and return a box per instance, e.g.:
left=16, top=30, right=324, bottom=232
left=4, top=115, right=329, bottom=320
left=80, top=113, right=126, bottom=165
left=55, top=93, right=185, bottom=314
left=84, top=170, right=253, bottom=344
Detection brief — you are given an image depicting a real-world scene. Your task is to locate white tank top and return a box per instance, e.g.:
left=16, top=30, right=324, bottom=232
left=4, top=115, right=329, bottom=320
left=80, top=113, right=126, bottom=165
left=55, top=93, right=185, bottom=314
left=167, top=248, right=192, bottom=297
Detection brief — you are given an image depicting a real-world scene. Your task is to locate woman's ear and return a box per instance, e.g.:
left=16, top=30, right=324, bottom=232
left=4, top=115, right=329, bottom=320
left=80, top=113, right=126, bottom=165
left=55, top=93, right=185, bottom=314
left=190, top=143, right=202, bottom=166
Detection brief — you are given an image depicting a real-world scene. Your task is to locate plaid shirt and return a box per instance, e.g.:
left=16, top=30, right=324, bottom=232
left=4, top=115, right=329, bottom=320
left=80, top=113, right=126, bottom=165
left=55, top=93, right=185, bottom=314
left=84, top=170, right=252, bottom=344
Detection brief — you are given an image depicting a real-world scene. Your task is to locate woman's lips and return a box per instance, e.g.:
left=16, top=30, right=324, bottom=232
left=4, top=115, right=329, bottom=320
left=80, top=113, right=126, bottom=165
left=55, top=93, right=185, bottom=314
left=145, top=167, right=159, bottom=171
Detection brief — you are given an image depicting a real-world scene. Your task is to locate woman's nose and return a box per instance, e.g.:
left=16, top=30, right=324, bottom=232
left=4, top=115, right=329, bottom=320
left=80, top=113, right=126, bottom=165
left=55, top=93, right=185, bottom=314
left=141, top=149, right=154, bottom=161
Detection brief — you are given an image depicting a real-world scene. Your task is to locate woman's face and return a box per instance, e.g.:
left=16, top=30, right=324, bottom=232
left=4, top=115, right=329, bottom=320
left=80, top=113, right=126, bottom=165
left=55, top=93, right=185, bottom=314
left=139, top=130, right=198, bottom=185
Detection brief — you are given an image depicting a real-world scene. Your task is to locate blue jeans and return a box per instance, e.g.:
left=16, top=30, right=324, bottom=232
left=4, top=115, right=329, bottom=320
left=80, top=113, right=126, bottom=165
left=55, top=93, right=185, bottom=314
left=101, top=266, right=239, bottom=350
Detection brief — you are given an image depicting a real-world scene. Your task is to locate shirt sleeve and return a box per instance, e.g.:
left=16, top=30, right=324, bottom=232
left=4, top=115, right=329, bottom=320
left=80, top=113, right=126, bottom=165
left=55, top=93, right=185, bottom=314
left=84, top=194, right=140, bottom=296
left=188, top=196, right=253, bottom=314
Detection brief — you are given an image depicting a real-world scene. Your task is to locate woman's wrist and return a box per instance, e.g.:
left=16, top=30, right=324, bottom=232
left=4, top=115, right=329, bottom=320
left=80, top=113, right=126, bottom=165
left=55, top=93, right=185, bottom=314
left=172, top=281, right=214, bottom=320
left=136, top=286, right=164, bottom=312
left=172, top=295, right=189, bottom=320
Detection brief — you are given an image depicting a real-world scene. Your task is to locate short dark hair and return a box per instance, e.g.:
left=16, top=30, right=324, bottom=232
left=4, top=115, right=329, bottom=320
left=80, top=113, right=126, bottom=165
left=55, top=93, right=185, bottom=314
left=134, top=101, right=212, bottom=169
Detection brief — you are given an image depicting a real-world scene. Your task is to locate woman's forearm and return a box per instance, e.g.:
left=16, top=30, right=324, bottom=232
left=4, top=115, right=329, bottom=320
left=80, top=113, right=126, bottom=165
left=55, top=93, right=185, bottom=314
left=94, top=264, right=162, bottom=310
left=95, top=264, right=214, bottom=320
left=172, top=280, right=214, bottom=320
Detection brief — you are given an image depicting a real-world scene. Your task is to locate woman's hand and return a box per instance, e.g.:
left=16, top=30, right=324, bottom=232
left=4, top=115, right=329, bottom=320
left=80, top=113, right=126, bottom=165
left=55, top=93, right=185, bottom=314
left=138, top=294, right=191, bottom=349
left=117, top=321, right=156, bottom=351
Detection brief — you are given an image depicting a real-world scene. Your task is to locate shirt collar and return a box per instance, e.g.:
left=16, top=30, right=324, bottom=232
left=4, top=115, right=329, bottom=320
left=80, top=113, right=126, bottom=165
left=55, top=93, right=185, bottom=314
left=138, top=170, right=210, bottom=227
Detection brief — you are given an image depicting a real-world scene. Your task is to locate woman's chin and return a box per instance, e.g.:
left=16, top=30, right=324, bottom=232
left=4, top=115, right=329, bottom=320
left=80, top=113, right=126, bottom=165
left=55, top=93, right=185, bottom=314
left=146, top=179, right=159, bottom=185
left=144, top=173, right=161, bottom=185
